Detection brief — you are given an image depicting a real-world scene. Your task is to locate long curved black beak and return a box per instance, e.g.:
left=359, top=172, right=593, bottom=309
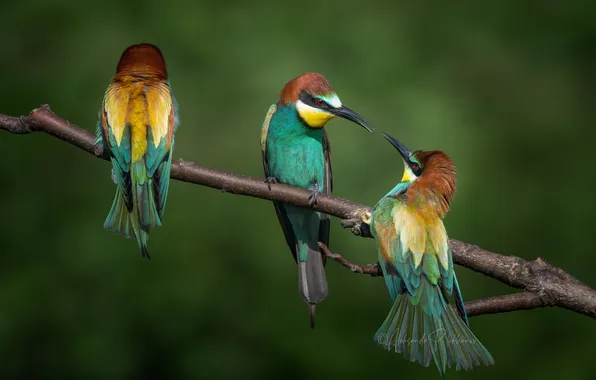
left=331, top=106, right=375, bottom=133
left=382, top=132, right=412, bottom=162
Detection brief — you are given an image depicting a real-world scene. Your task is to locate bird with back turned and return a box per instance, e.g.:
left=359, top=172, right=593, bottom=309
left=96, top=43, right=178, bottom=259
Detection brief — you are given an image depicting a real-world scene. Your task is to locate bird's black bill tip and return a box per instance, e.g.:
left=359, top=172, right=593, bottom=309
left=332, top=106, right=375, bottom=133
left=382, top=132, right=412, bottom=162
left=309, top=304, right=316, bottom=329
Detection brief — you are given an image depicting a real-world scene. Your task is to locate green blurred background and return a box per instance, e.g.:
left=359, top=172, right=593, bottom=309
left=1, top=0, right=595, bottom=378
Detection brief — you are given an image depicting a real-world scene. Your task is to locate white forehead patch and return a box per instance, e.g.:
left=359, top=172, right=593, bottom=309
left=322, top=94, right=342, bottom=108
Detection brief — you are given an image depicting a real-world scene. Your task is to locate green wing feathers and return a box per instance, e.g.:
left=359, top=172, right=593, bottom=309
left=152, top=142, right=174, bottom=220
left=375, top=234, right=493, bottom=375
left=318, top=131, right=332, bottom=256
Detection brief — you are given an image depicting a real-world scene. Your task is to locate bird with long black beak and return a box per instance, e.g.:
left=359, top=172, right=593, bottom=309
left=261, top=72, right=374, bottom=328
left=371, top=132, right=494, bottom=377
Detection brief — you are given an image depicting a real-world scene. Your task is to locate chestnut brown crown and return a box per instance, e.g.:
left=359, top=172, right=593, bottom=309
left=279, top=72, right=334, bottom=104
left=115, top=43, right=167, bottom=79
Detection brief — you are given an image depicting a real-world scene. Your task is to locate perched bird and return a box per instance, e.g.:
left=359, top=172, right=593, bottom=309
left=261, top=72, right=374, bottom=327
left=371, top=133, right=493, bottom=376
left=95, top=43, right=178, bottom=259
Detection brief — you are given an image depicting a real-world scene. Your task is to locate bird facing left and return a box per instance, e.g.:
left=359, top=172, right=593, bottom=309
left=370, top=132, right=493, bottom=377
left=95, top=43, right=179, bottom=259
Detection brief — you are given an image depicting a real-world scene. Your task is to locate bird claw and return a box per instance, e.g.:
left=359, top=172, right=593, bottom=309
left=340, top=218, right=359, bottom=229
left=111, top=169, right=118, bottom=184
left=264, top=177, right=278, bottom=190
left=341, top=216, right=373, bottom=238
left=349, top=264, right=364, bottom=274
left=308, top=192, right=319, bottom=207
left=308, top=183, right=320, bottom=207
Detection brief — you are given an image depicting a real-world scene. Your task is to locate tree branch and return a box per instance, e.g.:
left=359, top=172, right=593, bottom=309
left=318, top=242, right=548, bottom=317
left=318, top=242, right=382, bottom=276
left=2, top=105, right=595, bottom=319
left=465, top=292, right=546, bottom=317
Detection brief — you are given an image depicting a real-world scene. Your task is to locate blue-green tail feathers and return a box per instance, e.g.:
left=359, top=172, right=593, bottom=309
left=375, top=278, right=493, bottom=376
left=104, top=159, right=165, bottom=260
left=134, top=182, right=161, bottom=228
left=131, top=161, right=162, bottom=228
left=130, top=215, right=151, bottom=260
left=104, top=187, right=133, bottom=237
left=103, top=187, right=152, bottom=259
left=103, top=155, right=170, bottom=259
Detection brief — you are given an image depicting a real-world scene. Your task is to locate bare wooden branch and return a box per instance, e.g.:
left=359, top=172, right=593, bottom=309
left=319, top=242, right=382, bottom=276
left=465, top=292, right=546, bottom=317
left=2, top=105, right=595, bottom=319
left=318, top=242, right=548, bottom=317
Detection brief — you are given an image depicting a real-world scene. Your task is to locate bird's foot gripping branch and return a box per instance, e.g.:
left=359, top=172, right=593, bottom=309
left=340, top=215, right=373, bottom=238
left=1, top=105, right=596, bottom=320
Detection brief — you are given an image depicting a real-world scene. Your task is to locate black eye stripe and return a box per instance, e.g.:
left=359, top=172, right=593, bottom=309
left=299, top=90, right=328, bottom=109
left=409, top=161, right=423, bottom=176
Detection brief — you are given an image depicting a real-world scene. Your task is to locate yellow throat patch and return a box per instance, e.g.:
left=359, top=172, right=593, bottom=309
left=296, top=100, right=334, bottom=128
left=401, top=164, right=418, bottom=183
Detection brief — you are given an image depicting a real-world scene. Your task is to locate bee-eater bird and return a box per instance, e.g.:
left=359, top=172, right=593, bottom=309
left=370, top=133, right=493, bottom=376
left=261, top=72, right=374, bottom=327
left=95, top=43, right=178, bottom=259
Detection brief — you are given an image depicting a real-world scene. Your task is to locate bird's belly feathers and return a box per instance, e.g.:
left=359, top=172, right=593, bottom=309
left=267, top=137, right=325, bottom=191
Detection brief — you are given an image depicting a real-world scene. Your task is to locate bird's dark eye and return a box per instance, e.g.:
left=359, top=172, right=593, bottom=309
left=315, top=98, right=325, bottom=107
left=410, top=163, right=420, bottom=172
